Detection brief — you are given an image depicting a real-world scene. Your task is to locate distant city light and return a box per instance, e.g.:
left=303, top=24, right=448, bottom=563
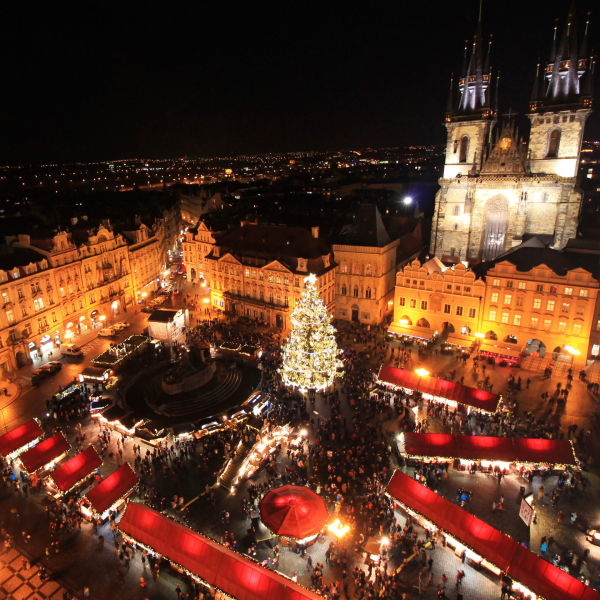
left=403, top=196, right=413, bottom=205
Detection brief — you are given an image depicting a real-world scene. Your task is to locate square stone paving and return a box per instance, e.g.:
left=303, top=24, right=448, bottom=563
left=13, top=582, right=36, bottom=599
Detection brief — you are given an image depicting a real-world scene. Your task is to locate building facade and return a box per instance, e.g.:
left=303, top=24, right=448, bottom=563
left=206, top=224, right=336, bottom=330
left=390, top=259, right=485, bottom=344
left=334, top=205, right=399, bottom=325
left=430, top=6, right=593, bottom=261
left=183, top=221, right=215, bottom=282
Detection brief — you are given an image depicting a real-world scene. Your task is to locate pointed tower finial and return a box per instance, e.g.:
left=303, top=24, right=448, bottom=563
left=549, top=19, right=558, bottom=63
left=479, top=0, right=483, bottom=23
left=446, top=76, right=454, bottom=113
left=531, top=60, right=541, bottom=102
left=580, top=12, right=590, bottom=58
left=484, top=34, right=493, bottom=74
left=494, top=70, right=500, bottom=111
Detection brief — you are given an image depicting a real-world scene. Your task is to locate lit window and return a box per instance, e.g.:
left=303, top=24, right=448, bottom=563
left=492, top=279, right=500, bottom=286
left=564, top=287, right=573, bottom=296
left=531, top=317, right=539, bottom=328
left=546, top=300, right=555, bottom=311
left=573, top=323, right=582, bottom=336
left=518, top=282, right=526, bottom=290
left=491, top=293, right=498, bottom=303
left=513, top=314, right=521, bottom=326
left=488, top=310, right=497, bottom=321
left=543, top=319, right=552, bottom=331
left=579, top=289, right=588, bottom=297
left=504, top=295, right=512, bottom=305
left=557, top=322, right=567, bottom=334
left=533, top=298, right=542, bottom=309
left=501, top=312, right=509, bottom=324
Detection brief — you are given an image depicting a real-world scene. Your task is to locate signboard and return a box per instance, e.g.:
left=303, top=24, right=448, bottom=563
left=592, top=344, right=600, bottom=357
left=519, top=496, right=534, bottom=527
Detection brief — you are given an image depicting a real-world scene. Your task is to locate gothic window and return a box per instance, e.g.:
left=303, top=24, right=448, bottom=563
left=366, top=264, right=373, bottom=276
left=353, top=286, right=359, bottom=297
left=341, top=263, right=348, bottom=274
left=547, top=129, right=561, bottom=158
left=365, top=287, right=371, bottom=299
left=352, top=263, right=360, bottom=275
left=459, top=136, right=469, bottom=163
left=341, top=284, right=347, bottom=295
left=453, top=205, right=460, bottom=216
left=453, top=223, right=459, bottom=230
left=464, top=191, right=473, bottom=214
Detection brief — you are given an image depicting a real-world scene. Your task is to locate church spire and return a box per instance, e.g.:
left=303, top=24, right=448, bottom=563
left=446, top=76, right=454, bottom=113
left=530, top=2, right=594, bottom=113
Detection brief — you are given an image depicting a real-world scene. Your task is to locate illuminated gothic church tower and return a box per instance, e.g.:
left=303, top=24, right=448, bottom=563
left=430, top=3, right=594, bottom=261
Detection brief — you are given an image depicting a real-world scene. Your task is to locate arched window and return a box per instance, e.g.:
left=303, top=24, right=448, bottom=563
left=341, top=263, right=348, bottom=274
left=366, top=264, right=373, bottom=276
left=341, top=284, right=347, bottom=295
left=453, top=205, right=460, bottom=215
left=547, top=129, right=560, bottom=158
left=352, top=263, right=360, bottom=275
left=459, top=136, right=469, bottom=163
left=453, top=223, right=459, bottom=230
left=276, top=294, right=281, bottom=305
left=353, top=286, right=359, bottom=297
left=365, top=287, right=371, bottom=299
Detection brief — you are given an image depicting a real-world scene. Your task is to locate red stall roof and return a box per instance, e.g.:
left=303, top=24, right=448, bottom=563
left=19, top=433, right=70, bottom=473
left=386, top=471, right=598, bottom=600
left=84, top=463, right=139, bottom=516
left=378, top=366, right=501, bottom=413
left=119, top=502, right=322, bottom=600
left=0, top=419, right=44, bottom=457
left=50, top=446, right=102, bottom=492
left=386, top=471, right=519, bottom=573
left=401, top=433, right=577, bottom=466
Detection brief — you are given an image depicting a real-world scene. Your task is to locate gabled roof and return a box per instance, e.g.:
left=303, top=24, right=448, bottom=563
left=337, top=204, right=391, bottom=248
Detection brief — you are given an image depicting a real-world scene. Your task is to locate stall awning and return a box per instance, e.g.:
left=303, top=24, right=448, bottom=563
left=118, top=502, right=322, bottom=600
left=480, top=342, right=522, bottom=358
left=402, top=433, right=577, bottom=466
left=84, top=463, right=138, bottom=515
left=445, top=335, right=472, bottom=347
left=80, top=366, right=110, bottom=380
left=0, top=419, right=44, bottom=458
left=507, top=546, right=600, bottom=600
left=50, top=446, right=102, bottom=493
left=19, top=433, right=70, bottom=473
left=386, top=470, right=519, bottom=573
left=378, top=365, right=501, bottom=413
left=386, top=471, right=598, bottom=600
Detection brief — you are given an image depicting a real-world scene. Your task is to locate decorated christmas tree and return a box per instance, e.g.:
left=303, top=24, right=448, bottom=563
left=279, top=273, right=343, bottom=391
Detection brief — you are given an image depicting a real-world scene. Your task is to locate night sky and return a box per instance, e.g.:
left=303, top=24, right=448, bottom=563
left=1, top=0, right=597, bottom=165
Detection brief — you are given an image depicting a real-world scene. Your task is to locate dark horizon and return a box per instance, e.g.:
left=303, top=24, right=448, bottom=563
left=1, top=0, right=597, bottom=166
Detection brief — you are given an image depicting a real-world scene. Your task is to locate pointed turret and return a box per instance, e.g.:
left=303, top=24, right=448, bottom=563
left=493, top=71, right=500, bottom=112
left=530, top=2, right=594, bottom=112
left=446, top=76, right=454, bottom=113
left=531, top=61, right=541, bottom=102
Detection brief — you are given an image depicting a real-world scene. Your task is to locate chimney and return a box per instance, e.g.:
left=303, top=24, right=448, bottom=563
left=71, top=217, right=78, bottom=226
left=312, top=226, right=319, bottom=239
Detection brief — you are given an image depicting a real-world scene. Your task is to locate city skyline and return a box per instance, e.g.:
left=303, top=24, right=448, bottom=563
left=1, top=0, right=597, bottom=165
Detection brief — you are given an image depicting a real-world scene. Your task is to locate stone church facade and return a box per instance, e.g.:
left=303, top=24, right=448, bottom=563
left=431, top=5, right=593, bottom=261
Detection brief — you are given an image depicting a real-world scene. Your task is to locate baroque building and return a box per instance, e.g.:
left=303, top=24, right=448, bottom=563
left=430, top=5, right=593, bottom=261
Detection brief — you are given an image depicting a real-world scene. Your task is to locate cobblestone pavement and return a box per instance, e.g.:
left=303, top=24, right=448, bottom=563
left=0, top=547, right=67, bottom=600
left=1, top=321, right=600, bottom=599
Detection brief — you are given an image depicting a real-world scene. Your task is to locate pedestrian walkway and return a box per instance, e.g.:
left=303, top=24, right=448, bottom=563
left=0, top=547, right=68, bottom=599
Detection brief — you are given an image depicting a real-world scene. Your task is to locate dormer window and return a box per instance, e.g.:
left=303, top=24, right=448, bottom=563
left=298, top=258, right=307, bottom=272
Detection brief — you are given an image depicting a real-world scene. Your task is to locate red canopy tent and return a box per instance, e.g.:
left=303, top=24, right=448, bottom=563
left=401, top=432, right=577, bottom=466
left=0, top=419, right=44, bottom=458
left=84, top=463, right=139, bottom=516
left=119, top=502, right=322, bottom=600
left=49, top=446, right=102, bottom=493
left=386, top=471, right=599, bottom=600
left=259, top=485, right=329, bottom=539
left=19, top=433, right=70, bottom=474
left=377, top=366, right=501, bottom=413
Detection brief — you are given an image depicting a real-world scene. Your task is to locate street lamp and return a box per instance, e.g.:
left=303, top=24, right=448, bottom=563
left=475, top=333, right=485, bottom=339
left=565, top=345, right=580, bottom=356
left=415, top=368, right=429, bottom=378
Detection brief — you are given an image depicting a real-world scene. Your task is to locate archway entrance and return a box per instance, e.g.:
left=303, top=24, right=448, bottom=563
left=416, top=318, right=430, bottom=328
left=482, top=196, right=509, bottom=261
left=399, top=315, right=412, bottom=326
left=191, top=268, right=196, bottom=281
left=485, top=330, right=498, bottom=340
left=351, top=304, right=359, bottom=322
left=442, top=322, right=455, bottom=333
left=275, top=313, right=283, bottom=328
left=525, top=338, right=546, bottom=358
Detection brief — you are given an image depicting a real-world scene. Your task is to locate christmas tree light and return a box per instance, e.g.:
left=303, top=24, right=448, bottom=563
left=279, top=273, right=343, bottom=392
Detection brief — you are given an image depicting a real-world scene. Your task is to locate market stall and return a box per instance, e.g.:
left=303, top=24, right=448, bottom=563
left=479, top=342, right=523, bottom=367
left=118, top=502, right=322, bottom=600
left=398, top=432, right=578, bottom=471
left=79, top=366, right=112, bottom=385
left=92, top=405, right=145, bottom=437
left=82, top=463, right=139, bottom=520
left=386, top=470, right=598, bottom=600
left=19, top=433, right=70, bottom=477
left=0, top=419, right=44, bottom=460
left=259, top=485, right=328, bottom=548
left=48, top=446, right=102, bottom=497
left=377, top=365, right=501, bottom=414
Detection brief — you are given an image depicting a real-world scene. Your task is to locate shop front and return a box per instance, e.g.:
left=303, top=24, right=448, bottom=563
left=79, top=315, right=89, bottom=334
left=90, top=309, right=103, bottom=329
left=28, top=341, right=40, bottom=362
left=40, top=334, right=54, bottom=358
left=64, top=321, right=75, bottom=341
